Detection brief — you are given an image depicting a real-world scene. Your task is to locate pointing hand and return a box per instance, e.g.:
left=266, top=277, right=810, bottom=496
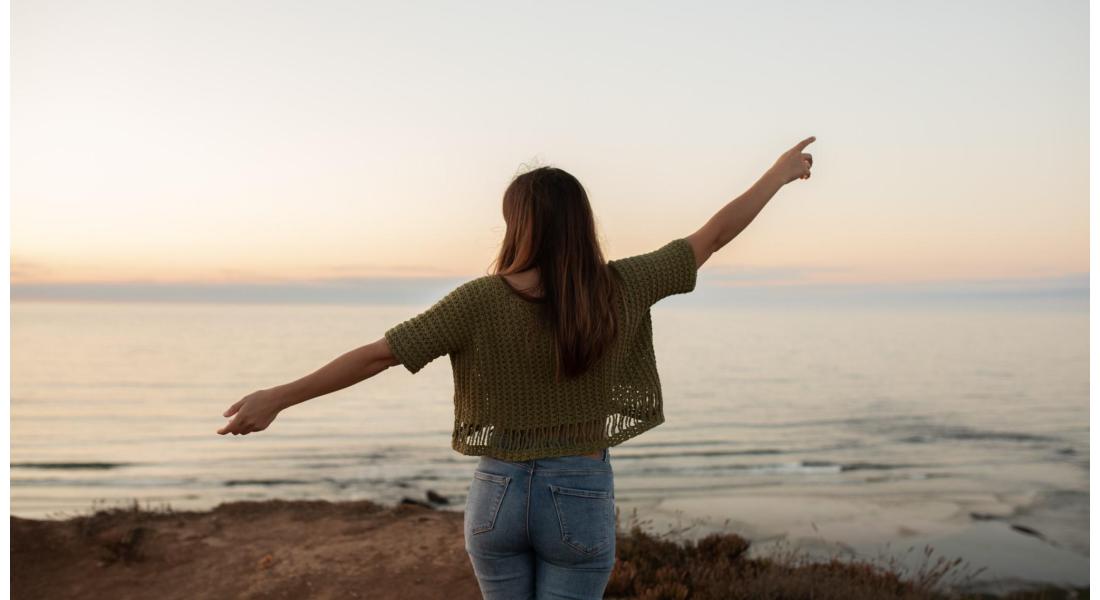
left=768, top=136, right=816, bottom=185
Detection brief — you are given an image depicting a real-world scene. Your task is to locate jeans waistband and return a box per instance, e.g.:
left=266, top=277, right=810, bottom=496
left=479, top=447, right=611, bottom=473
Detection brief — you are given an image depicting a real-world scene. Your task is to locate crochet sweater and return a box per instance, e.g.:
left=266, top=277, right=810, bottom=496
left=383, top=237, right=698, bottom=461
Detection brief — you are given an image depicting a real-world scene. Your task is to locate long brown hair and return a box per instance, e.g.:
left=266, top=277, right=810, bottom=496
left=492, top=166, right=620, bottom=381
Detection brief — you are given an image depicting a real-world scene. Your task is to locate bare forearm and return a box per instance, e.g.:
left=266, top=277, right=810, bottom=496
left=270, top=343, right=390, bottom=410
left=704, top=170, right=786, bottom=252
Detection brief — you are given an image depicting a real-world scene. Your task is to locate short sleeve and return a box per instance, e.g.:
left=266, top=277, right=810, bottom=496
left=383, top=280, right=478, bottom=374
left=608, top=238, right=698, bottom=308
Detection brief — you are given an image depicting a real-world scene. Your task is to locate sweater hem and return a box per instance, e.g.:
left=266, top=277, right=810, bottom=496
left=453, top=414, right=666, bottom=462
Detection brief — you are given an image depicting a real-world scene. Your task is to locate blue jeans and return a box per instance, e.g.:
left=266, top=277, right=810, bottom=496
left=463, top=447, right=616, bottom=600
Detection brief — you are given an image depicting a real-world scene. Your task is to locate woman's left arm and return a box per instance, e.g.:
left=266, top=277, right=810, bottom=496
left=217, top=337, right=400, bottom=436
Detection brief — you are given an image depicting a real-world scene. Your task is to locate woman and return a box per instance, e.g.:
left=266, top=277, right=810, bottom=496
left=216, top=135, right=816, bottom=599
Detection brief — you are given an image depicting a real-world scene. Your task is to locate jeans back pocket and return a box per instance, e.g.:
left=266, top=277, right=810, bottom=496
left=466, top=470, right=511, bottom=535
left=548, top=484, right=614, bottom=555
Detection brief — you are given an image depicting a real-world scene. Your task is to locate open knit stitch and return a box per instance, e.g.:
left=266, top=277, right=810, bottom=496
left=383, top=237, right=698, bottom=461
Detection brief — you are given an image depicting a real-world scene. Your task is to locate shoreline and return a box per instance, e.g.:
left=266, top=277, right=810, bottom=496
left=613, top=484, right=1089, bottom=592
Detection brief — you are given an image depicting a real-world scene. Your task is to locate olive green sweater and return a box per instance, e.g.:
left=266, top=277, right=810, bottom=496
left=383, top=237, right=698, bottom=461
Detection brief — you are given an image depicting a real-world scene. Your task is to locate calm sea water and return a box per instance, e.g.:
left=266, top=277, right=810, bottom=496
left=10, top=300, right=1088, bottom=587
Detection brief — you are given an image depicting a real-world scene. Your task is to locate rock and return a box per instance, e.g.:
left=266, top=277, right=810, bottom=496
left=426, top=490, right=449, bottom=505
left=1010, top=524, right=1045, bottom=539
left=399, top=498, right=434, bottom=510
left=93, top=525, right=147, bottom=564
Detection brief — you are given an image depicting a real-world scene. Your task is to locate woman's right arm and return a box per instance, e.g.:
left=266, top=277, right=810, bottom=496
left=685, top=136, right=816, bottom=268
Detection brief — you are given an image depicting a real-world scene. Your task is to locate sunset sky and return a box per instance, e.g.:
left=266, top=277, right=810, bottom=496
left=11, top=1, right=1088, bottom=299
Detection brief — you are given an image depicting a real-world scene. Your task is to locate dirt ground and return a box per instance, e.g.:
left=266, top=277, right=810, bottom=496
left=11, top=498, right=485, bottom=600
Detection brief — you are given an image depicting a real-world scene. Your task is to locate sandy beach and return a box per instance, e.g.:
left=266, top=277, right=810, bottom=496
left=620, top=482, right=1090, bottom=590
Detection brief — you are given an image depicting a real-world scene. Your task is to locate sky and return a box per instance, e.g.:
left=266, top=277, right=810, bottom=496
left=10, top=0, right=1089, bottom=302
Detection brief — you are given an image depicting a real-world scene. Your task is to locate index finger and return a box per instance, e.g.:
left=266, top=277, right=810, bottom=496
left=794, top=136, right=816, bottom=151
left=217, top=414, right=243, bottom=435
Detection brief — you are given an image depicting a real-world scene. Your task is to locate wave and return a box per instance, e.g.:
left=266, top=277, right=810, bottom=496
left=898, top=425, right=1058, bottom=444
left=631, top=459, right=920, bottom=477
left=11, top=462, right=132, bottom=470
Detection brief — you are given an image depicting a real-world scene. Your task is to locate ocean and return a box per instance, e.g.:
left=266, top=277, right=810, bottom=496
left=9, top=298, right=1089, bottom=591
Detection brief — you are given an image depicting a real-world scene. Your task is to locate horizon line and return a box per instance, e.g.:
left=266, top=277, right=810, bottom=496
left=8, top=269, right=1089, bottom=287
left=9, top=272, right=1089, bottom=307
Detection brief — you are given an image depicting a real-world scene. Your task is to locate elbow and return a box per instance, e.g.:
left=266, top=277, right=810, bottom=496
left=365, top=338, right=402, bottom=375
left=685, top=229, right=718, bottom=268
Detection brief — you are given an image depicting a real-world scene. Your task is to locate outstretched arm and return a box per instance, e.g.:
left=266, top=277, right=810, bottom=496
left=685, top=136, right=816, bottom=268
left=216, top=337, right=400, bottom=435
